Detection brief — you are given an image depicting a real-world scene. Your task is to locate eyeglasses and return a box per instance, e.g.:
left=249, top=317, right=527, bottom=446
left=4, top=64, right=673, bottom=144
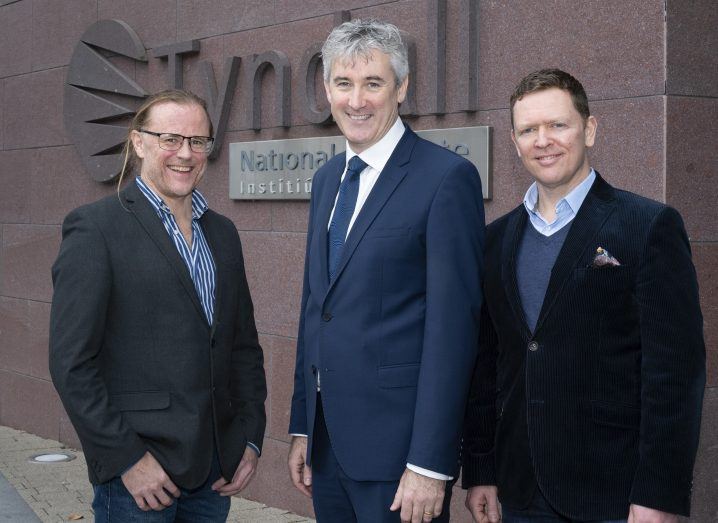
left=139, top=129, right=214, bottom=154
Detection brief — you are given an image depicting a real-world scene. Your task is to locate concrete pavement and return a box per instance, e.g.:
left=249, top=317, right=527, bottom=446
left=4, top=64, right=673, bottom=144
left=0, top=426, right=313, bottom=522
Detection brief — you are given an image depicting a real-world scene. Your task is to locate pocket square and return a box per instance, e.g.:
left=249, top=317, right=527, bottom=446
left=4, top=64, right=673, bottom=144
left=591, top=246, right=621, bottom=268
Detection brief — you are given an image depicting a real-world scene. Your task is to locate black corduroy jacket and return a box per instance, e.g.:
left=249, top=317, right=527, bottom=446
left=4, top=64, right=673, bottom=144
left=462, top=173, right=705, bottom=519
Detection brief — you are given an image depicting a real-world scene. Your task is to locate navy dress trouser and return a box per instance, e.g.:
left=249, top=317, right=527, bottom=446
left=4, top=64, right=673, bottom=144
left=311, top=398, right=453, bottom=523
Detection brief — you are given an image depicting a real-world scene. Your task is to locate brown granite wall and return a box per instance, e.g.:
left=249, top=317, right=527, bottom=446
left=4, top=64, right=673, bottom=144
left=665, top=3, right=718, bottom=520
left=0, top=1, right=715, bottom=520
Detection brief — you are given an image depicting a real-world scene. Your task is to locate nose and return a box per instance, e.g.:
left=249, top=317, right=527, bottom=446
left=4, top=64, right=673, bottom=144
left=176, top=137, right=193, bottom=158
left=535, top=126, right=552, bottom=148
left=348, top=86, right=365, bottom=110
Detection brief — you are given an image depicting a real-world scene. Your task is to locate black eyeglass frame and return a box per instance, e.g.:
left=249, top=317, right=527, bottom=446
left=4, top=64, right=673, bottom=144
left=139, top=129, right=215, bottom=154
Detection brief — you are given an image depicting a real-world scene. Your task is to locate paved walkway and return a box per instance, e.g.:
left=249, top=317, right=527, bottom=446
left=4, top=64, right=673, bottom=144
left=0, top=426, right=313, bottom=522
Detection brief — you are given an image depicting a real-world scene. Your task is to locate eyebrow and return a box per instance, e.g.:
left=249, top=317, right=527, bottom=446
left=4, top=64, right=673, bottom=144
left=332, top=75, right=387, bottom=83
left=517, top=117, right=568, bottom=128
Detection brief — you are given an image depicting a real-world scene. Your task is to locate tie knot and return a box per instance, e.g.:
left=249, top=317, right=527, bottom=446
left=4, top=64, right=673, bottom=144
left=346, top=155, right=367, bottom=178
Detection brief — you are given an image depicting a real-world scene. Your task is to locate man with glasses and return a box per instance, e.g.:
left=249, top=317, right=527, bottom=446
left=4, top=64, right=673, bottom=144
left=50, top=89, right=267, bottom=522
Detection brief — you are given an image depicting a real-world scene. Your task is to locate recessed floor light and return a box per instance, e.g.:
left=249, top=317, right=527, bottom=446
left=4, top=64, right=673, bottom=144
left=28, top=452, right=76, bottom=463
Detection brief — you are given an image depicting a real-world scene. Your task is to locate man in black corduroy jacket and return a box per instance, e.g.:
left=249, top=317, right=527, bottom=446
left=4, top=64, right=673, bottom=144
left=462, top=69, right=705, bottom=523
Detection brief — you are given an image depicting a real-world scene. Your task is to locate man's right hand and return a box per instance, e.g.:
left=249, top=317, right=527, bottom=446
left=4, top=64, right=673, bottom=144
left=287, top=436, right=312, bottom=498
left=121, top=451, right=180, bottom=511
left=466, top=485, right=500, bottom=523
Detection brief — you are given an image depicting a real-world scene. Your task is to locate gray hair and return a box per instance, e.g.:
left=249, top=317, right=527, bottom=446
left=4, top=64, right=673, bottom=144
left=321, top=19, right=409, bottom=86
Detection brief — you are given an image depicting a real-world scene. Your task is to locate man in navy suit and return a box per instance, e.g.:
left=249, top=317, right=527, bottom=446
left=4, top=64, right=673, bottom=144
left=462, top=69, right=705, bottom=523
left=287, top=19, right=485, bottom=523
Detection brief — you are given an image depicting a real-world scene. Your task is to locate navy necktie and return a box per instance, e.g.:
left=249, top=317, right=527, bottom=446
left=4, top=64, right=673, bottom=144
left=328, top=155, right=367, bottom=281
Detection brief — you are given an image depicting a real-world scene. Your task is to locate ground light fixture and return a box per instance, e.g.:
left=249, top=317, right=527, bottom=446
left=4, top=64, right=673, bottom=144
left=28, top=452, right=76, bottom=463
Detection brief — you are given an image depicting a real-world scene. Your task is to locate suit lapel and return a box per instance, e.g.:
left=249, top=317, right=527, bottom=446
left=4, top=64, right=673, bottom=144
left=123, top=183, right=207, bottom=324
left=327, top=129, right=415, bottom=291
left=501, top=208, right=532, bottom=339
left=533, top=173, right=617, bottom=334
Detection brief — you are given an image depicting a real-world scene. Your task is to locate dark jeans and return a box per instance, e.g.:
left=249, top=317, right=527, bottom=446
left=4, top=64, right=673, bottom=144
left=92, top=453, right=230, bottom=522
left=502, top=487, right=627, bottom=523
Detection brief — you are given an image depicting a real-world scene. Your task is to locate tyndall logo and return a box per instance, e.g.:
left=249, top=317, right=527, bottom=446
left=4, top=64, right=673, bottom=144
left=65, top=4, right=481, bottom=187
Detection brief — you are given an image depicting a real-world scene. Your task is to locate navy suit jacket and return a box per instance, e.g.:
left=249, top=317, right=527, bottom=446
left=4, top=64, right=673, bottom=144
left=289, top=126, right=485, bottom=480
left=49, top=183, right=266, bottom=488
left=462, top=173, right=705, bottom=519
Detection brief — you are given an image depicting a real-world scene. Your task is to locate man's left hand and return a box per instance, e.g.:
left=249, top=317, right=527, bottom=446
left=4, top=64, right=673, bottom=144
left=211, top=446, right=259, bottom=497
left=390, top=468, right=445, bottom=523
left=628, top=504, right=679, bottom=523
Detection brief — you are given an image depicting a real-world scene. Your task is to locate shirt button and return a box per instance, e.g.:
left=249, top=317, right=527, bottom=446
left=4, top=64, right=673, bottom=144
left=322, top=313, right=332, bottom=322
left=528, top=341, right=539, bottom=352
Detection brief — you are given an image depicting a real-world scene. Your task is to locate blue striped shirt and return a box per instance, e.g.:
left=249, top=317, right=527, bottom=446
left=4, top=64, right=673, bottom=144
left=136, top=177, right=216, bottom=325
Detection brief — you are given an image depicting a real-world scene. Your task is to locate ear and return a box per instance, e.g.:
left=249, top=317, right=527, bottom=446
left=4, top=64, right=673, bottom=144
left=130, top=130, right=146, bottom=160
left=510, top=129, right=521, bottom=158
left=584, top=115, right=597, bottom=148
left=396, top=75, right=409, bottom=104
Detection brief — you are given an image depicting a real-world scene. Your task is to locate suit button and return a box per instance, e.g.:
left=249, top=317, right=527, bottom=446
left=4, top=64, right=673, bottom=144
left=528, top=341, right=539, bottom=352
left=322, top=312, right=332, bottom=322
left=210, top=339, right=216, bottom=348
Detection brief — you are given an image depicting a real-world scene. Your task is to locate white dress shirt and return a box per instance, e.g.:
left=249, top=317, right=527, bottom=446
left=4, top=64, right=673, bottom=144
left=327, top=116, right=406, bottom=235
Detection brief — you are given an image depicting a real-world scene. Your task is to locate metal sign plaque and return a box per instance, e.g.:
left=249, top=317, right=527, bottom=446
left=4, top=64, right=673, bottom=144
left=229, top=126, right=492, bottom=200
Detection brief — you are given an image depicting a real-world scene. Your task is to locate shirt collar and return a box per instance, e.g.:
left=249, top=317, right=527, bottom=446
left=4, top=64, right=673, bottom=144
left=523, top=168, right=596, bottom=218
left=345, top=117, right=405, bottom=173
left=135, top=176, right=209, bottom=220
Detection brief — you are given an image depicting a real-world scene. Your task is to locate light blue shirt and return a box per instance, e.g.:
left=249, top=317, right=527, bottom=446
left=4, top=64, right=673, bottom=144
left=523, top=169, right=596, bottom=236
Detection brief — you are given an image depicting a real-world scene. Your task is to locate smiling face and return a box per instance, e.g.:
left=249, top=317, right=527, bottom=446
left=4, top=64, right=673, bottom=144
left=324, top=49, right=408, bottom=153
left=130, top=101, right=210, bottom=210
left=511, top=87, right=597, bottom=198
